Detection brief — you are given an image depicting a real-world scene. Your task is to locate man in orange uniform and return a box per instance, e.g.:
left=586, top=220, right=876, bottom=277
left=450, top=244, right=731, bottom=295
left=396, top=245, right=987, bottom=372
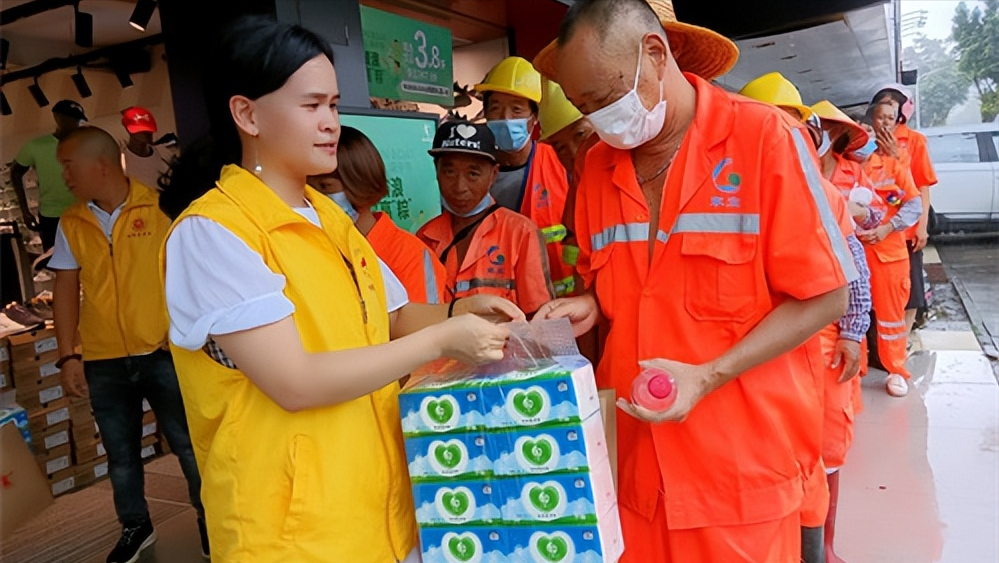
left=856, top=102, right=923, bottom=397
left=737, top=72, right=875, bottom=563
left=417, top=120, right=554, bottom=316
left=534, top=1, right=852, bottom=561
left=870, top=84, right=938, bottom=333
left=474, top=57, right=576, bottom=297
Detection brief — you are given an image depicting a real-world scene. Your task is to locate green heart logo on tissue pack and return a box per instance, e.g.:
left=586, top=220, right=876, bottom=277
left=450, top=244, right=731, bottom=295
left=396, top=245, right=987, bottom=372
left=435, top=486, right=476, bottom=523
left=507, top=386, right=550, bottom=424
left=516, top=435, right=560, bottom=473
left=443, top=531, right=482, bottom=563
left=420, top=395, right=460, bottom=432
left=530, top=531, right=575, bottom=563
left=523, top=481, right=567, bottom=521
left=429, top=439, right=469, bottom=476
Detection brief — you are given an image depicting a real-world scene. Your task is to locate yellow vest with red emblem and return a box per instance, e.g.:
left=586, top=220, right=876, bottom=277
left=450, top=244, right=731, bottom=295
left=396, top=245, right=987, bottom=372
left=522, top=142, right=576, bottom=295
left=162, top=165, right=416, bottom=563
left=61, top=179, right=170, bottom=360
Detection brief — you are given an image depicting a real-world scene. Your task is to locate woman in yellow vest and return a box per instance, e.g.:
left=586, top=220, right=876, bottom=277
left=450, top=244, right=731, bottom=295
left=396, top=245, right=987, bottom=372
left=158, top=15, right=523, bottom=563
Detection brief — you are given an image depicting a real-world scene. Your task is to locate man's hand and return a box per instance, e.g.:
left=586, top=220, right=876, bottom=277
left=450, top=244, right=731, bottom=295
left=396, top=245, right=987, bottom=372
left=451, top=295, right=525, bottom=323
left=21, top=210, right=39, bottom=231
left=60, top=359, right=88, bottom=398
left=858, top=224, right=893, bottom=245
left=875, top=125, right=899, bottom=159
left=831, top=339, right=861, bottom=383
left=535, top=292, right=600, bottom=337
left=913, top=224, right=929, bottom=252
left=616, top=358, right=712, bottom=424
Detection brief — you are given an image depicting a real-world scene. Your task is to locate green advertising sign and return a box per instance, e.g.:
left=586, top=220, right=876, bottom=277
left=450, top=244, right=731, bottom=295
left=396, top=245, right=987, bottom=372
left=360, top=6, right=454, bottom=106
left=340, top=112, right=442, bottom=234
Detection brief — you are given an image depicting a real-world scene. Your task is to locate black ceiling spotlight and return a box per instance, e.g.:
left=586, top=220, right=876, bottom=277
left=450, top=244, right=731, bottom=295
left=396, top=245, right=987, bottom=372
left=129, top=0, right=157, bottom=32
left=74, top=2, right=94, bottom=47
left=72, top=66, right=92, bottom=98
left=1, top=91, right=12, bottom=116
left=113, top=64, right=134, bottom=88
left=1, top=38, right=9, bottom=70
left=27, top=77, right=49, bottom=108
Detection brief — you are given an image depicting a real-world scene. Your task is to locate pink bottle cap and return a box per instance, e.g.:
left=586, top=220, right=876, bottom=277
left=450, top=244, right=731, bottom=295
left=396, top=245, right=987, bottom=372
left=647, top=374, right=674, bottom=399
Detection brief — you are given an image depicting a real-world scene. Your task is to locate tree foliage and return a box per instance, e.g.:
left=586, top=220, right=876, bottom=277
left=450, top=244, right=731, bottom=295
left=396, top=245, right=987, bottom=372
left=952, top=0, right=999, bottom=121
left=904, top=37, right=969, bottom=126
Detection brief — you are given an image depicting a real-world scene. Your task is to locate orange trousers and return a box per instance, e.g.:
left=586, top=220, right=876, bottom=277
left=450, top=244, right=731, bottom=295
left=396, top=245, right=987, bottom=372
left=818, top=326, right=861, bottom=470
left=868, top=258, right=911, bottom=378
left=620, top=497, right=801, bottom=563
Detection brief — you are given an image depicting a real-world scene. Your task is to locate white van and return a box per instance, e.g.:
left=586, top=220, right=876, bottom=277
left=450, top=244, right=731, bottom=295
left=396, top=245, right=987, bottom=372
left=920, top=120, right=999, bottom=234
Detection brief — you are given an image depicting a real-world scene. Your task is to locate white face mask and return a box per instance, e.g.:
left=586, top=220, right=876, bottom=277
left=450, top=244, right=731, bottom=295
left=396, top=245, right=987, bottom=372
left=586, top=41, right=667, bottom=150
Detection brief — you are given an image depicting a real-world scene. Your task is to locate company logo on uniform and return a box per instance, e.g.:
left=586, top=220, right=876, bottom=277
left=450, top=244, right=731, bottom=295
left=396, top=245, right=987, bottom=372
left=132, top=218, right=145, bottom=231
left=712, top=158, right=742, bottom=194
left=487, top=246, right=506, bottom=275
left=126, top=217, right=153, bottom=238
left=533, top=183, right=550, bottom=210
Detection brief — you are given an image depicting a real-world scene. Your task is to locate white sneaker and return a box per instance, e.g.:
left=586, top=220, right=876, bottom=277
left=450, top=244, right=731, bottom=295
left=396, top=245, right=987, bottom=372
left=886, top=374, right=909, bottom=397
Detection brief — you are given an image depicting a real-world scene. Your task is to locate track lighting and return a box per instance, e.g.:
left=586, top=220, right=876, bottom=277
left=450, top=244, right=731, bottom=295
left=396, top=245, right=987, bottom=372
left=1, top=91, right=11, bottom=116
left=72, top=67, right=92, bottom=98
left=114, top=65, right=134, bottom=88
left=28, top=78, right=49, bottom=108
left=129, top=0, right=157, bottom=32
left=1, top=38, right=9, bottom=70
left=75, top=3, right=93, bottom=47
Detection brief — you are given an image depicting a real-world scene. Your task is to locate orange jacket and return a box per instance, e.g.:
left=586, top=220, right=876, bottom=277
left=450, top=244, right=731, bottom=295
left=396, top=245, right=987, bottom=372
left=366, top=212, right=446, bottom=305
left=862, top=153, right=920, bottom=263
left=828, top=153, right=875, bottom=199
left=574, top=74, right=850, bottom=530
left=417, top=207, right=554, bottom=315
left=895, top=123, right=938, bottom=241
left=522, top=143, right=575, bottom=296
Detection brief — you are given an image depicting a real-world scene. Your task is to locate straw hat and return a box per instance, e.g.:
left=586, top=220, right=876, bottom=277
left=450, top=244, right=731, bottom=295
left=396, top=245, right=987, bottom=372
left=532, top=0, right=739, bottom=82
left=811, top=100, right=869, bottom=153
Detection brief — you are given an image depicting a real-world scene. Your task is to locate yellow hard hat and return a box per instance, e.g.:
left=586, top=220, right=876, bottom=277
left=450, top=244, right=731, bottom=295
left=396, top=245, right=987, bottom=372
left=811, top=100, right=869, bottom=153
left=474, top=56, right=542, bottom=103
left=738, top=71, right=813, bottom=120
left=539, top=78, right=583, bottom=140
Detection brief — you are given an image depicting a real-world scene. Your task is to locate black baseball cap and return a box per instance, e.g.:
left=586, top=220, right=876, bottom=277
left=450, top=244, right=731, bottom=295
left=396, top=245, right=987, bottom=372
left=428, top=120, right=498, bottom=163
left=52, top=100, right=87, bottom=121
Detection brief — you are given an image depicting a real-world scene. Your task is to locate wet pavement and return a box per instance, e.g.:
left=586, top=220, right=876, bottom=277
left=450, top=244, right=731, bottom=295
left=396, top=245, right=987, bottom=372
left=933, top=236, right=999, bottom=356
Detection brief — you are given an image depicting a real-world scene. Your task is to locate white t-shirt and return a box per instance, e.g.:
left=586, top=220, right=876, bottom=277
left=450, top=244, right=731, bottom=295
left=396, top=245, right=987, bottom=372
left=122, top=144, right=174, bottom=191
left=164, top=204, right=408, bottom=351
left=48, top=201, right=125, bottom=270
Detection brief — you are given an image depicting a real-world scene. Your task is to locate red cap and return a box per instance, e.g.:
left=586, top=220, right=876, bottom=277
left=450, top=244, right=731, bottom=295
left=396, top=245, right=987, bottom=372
left=121, top=106, right=157, bottom=134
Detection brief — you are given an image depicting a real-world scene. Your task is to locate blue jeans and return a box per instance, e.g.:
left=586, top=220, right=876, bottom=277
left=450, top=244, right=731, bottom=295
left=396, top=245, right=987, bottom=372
left=84, top=349, right=204, bottom=523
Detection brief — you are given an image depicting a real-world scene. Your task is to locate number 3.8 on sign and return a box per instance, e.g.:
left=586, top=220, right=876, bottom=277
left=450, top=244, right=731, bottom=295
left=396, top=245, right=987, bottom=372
left=413, top=30, right=446, bottom=70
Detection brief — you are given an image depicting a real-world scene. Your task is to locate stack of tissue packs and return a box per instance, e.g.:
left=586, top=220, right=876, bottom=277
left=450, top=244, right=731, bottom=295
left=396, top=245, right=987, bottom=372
left=400, top=322, right=623, bottom=563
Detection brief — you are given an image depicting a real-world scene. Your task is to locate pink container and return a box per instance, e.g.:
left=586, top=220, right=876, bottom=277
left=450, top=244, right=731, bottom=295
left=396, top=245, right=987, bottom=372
left=631, top=367, right=677, bottom=411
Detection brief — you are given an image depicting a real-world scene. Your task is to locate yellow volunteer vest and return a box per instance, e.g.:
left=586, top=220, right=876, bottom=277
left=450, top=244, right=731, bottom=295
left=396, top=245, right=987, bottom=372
left=162, top=165, right=415, bottom=563
left=61, top=179, right=170, bottom=360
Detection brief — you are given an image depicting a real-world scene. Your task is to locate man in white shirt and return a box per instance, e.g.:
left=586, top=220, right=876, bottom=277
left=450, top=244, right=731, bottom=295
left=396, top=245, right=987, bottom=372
left=120, top=106, right=175, bottom=191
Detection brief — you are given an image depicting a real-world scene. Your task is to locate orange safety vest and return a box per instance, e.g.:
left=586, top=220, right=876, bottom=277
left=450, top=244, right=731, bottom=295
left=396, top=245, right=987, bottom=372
left=862, top=152, right=920, bottom=263
left=417, top=207, right=555, bottom=315
left=574, top=73, right=851, bottom=530
left=521, top=142, right=575, bottom=296
left=60, top=179, right=170, bottom=360
left=366, top=211, right=446, bottom=305
left=894, top=124, right=938, bottom=241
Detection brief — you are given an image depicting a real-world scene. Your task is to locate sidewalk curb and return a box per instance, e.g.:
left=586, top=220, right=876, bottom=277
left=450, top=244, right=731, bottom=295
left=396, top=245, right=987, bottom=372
left=951, top=276, right=999, bottom=359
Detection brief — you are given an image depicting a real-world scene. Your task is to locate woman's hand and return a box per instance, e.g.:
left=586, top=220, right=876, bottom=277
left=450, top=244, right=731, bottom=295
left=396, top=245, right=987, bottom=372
left=451, top=295, right=526, bottom=323
left=534, top=292, right=601, bottom=337
left=858, top=224, right=893, bottom=245
left=436, top=314, right=510, bottom=365
left=875, top=125, right=899, bottom=159
left=616, top=358, right=712, bottom=424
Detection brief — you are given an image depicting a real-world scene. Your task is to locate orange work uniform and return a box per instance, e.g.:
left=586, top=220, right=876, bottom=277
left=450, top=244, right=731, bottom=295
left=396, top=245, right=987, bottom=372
left=366, top=211, right=446, bottom=304
left=861, top=152, right=920, bottom=378
left=895, top=124, right=938, bottom=241
left=417, top=207, right=554, bottom=315
left=520, top=142, right=576, bottom=296
left=574, top=74, right=852, bottom=563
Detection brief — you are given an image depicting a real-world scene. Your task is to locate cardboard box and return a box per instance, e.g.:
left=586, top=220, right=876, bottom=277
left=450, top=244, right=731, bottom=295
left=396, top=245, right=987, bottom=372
left=36, top=443, right=72, bottom=476
left=34, top=421, right=71, bottom=452
left=74, top=456, right=109, bottom=489
left=48, top=466, right=76, bottom=497
left=1, top=422, right=55, bottom=535
left=28, top=399, right=71, bottom=437
left=74, top=438, right=106, bottom=464
left=17, top=381, right=65, bottom=412
left=8, top=328, right=58, bottom=361
left=11, top=354, right=60, bottom=388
